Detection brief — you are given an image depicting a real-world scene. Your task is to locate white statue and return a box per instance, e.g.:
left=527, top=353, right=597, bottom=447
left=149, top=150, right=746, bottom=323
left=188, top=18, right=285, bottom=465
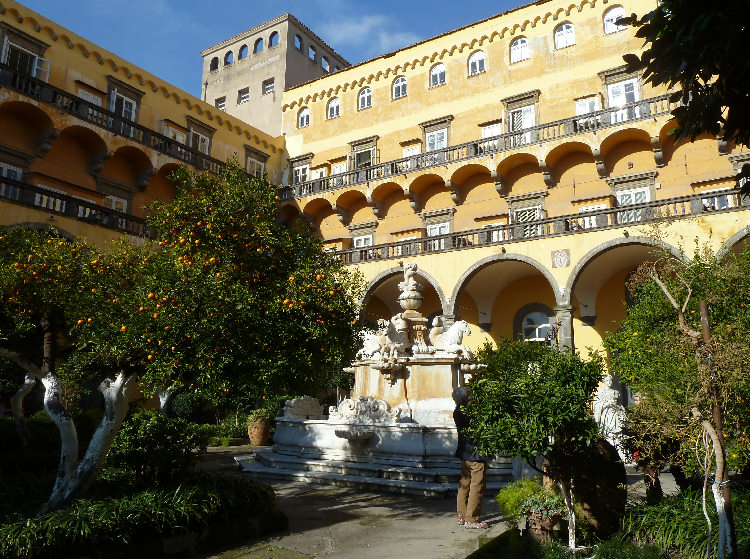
left=356, top=318, right=406, bottom=362
left=430, top=319, right=473, bottom=358
left=328, top=396, right=401, bottom=424
left=593, top=375, right=628, bottom=461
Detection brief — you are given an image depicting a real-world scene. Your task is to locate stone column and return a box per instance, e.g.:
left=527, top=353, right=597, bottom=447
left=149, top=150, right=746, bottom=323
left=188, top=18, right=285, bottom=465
left=554, top=304, right=574, bottom=351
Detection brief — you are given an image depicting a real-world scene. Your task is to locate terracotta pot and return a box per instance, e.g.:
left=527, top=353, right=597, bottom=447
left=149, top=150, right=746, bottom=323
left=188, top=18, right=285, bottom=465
left=527, top=512, right=562, bottom=532
left=248, top=419, right=271, bottom=446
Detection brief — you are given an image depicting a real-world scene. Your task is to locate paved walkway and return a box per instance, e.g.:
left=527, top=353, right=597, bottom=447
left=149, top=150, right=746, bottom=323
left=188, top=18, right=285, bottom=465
left=197, top=446, right=676, bottom=559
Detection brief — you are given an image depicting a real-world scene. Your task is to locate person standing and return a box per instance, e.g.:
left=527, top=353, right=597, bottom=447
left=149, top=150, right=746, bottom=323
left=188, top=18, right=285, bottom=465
left=453, top=386, right=489, bottom=529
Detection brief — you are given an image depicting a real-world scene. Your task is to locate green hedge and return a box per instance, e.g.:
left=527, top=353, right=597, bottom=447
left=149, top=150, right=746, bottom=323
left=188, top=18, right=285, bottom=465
left=0, top=475, right=286, bottom=559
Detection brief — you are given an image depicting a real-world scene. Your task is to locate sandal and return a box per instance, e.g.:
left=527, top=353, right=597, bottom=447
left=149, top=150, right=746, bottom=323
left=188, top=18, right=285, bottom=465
left=457, top=515, right=465, bottom=525
left=464, top=521, right=489, bottom=529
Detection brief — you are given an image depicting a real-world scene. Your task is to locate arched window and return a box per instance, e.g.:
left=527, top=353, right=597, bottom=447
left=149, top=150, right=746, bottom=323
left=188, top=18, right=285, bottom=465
left=294, top=34, right=303, bottom=50
left=269, top=31, right=279, bottom=47
left=554, top=23, right=575, bottom=49
left=468, top=51, right=486, bottom=76
left=513, top=304, right=554, bottom=343
left=603, top=6, right=627, bottom=34
left=510, top=38, right=529, bottom=63
left=327, top=97, right=340, bottom=119
left=333, top=66, right=340, bottom=72
left=253, top=38, right=264, bottom=54
left=238, top=45, right=248, bottom=60
left=298, top=107, right=310, bottom=128
left=392, top=76, right=407, bottom=99
left=430, top=63, right=446, bottom=87
left=308, top=45, right=316, bottom=61
left=209, top=57, right=219, bottom=71
left=321, top=56, right=330, bottom=72
left=358, top=87, right=372, bottom=110
left=224, top=51, right=233, bottom=65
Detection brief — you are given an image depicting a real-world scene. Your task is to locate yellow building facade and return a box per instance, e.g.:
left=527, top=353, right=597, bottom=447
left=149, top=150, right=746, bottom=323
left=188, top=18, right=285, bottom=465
left=0, top=0, right=283, bottom=248
left=1, top=0, right=749, bottom=362
left=276, top=0, right=750, bottom=355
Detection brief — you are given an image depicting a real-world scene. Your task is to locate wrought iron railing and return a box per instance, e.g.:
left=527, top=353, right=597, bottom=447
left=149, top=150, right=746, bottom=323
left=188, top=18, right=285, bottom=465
left=335, top=189, right=746, bottom=264
left=280, top=93, right=677, bottom=201
left=0, top=64, right=226, bottom=175
left=0, top=177, right=151, bottom=237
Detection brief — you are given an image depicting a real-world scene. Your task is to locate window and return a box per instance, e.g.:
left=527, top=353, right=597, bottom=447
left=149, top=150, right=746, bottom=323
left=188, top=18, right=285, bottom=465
left=77, top=88, right=103, bottom=117
left=392, top=76, right=407, bottom=99
left=187, top=115, right=215, bottom=156
left=298, top=107, right=310, bottom=128
left=701, top=189, right=734, bottom=211
left=521, top=311, right=552, bottom=342
left=2, top=39, right=49, bottom=81
left=237, top=87, right=249, bottom=104
left=262, top=78, right=275, bottom=95
left=616, top=187, right=649, bottom=223
left=353, top=234, right=373, bottom=248
left=395, top=236, right=418, bottom=256
left=0, top=162, right=22, bottom=200
left=331, top=161, right=348, bottom=186
left=575, top=95, right=601, bottom=131
left=293, top=164, right=309, bottom=184
left=510, top=37, right=529, bottom=63
left=327, top=97, right=340, bottom=119
left=468, top=51, right=486, bottom=76
left=400, top=144, right=420, bottom=171
left=333, top=66, right=340, bottom=72
left=311, top=168, right=327, bottom=180
left=607, top=78, right=640, bottom=122
left=430, top=63, right=446, bottom=87
left=209, top=57, right=219, bottom=71
left=604, top=6, right=628, bottom=34
left=253, top=38, right=264, bottom=54
left=269, top=31, right=279, bottom=47
left=294, top=35, right=302, bottom=50
left=358, top=87, right=372, bottom=110
left=508, top=105, right=535, bottom=147
left=481, top=122, right=502, bottom=138
left=238, top=45, right=248, bottom=59
left=353, top=147, right=374, bottom=169
left=247, top=158, right=265, bottom=177
left=482, top=224, right=504, bottom=243
left=427, top=222, right=450, bottom=251
left=224, top=51, right=233, bottom=65
left=191, top=131, right=209, bottom=154
left=426, top=128, right=447, bottom=152
left=108, top=76, right=142, bottom=137
left=321, top=56, right=329, bottom=72
left=215, top=96, right=226, bottom=110
left=554, top=23, right=575, bottom=49
left=308, top=45, right=316, bottom=61
left=514, top=205, right=542, bottom=237
left=578, top=204, right=607, bottom=229
left=163, top=123, right=186, bottom=144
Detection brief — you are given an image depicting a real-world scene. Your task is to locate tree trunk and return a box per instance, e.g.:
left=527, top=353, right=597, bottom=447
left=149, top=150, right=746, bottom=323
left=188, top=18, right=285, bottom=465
left=558, top=478, right=576, bottom=550
left=41, top=371, right=137, bottom=515
left=157, top=386, right=175, bottom=414
left=11, top=373, right=36, bottom=447
left=643, top=465, right=663, bottom=504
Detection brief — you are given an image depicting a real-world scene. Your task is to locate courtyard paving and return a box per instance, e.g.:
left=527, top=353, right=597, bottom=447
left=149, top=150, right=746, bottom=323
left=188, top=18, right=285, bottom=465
left=197, top=445, right=676, bottom=559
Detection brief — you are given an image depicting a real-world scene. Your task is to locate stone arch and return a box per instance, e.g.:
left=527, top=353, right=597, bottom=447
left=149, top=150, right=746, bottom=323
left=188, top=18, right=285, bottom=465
left=100, top=146, right=154, bottom=189
left=31, top=125, right=107, bottom=191
left=0, top=101, right=55, bottom=155
left=598, top=128, right=652, bottom=177
left=360, top=266, right=449, bottom=321
left=7, top=222, right=76, bottom=241
left=131, top=162, right=179, bottom=219
left=717, top=229, right=750, bottom=260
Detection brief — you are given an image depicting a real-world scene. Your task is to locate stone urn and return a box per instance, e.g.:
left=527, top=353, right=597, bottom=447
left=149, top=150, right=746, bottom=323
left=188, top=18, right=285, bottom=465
left=248, top=419, right=271, bottom=446
left=525, top=512, right=562, bottom=544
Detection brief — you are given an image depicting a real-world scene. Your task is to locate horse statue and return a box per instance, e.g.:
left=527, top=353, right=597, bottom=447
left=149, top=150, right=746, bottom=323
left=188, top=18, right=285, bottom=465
left=430, top=319, right=473, bottom=358
left=357, top=318, right=406, bottom=362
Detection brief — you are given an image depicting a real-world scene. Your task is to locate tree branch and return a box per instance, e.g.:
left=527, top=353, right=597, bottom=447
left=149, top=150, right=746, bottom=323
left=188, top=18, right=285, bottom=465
left=649, top=271, right=701, bottom=340
left=0, top=347, right=42, bottom=378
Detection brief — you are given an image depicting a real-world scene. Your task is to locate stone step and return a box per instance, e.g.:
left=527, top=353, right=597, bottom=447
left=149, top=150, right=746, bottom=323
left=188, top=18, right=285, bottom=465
left=235, top=451, right=513, bottom=497
left=250, top=450, right=512, bottom=483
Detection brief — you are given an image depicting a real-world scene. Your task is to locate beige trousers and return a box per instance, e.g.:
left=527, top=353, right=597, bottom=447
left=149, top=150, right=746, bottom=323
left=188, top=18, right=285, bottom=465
left=456, top=460, right=487, bottom=523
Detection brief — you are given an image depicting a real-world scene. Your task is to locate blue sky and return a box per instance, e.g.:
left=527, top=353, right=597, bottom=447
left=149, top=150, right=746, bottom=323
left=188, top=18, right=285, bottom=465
left=21, top=0, right=523, bottom=97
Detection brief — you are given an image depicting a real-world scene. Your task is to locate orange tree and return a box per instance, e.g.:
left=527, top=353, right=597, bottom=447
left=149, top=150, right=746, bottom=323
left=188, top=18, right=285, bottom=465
left=0, top=162, right=364, bottom=513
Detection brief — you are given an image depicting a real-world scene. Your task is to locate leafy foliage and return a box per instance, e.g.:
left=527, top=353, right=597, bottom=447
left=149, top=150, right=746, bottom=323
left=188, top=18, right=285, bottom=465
left=0, top=475, right=283, bottom=559
left=623, top=1, right=750, bottom=150
left=604, top=247, right=750, bottom=473
left=495, top=477, right=547, bottom=527
left=107, top=411, right=208, bottom=487
left=624, top=486, right=750, bottom=559
left=466, top=339, right=603, bottom=464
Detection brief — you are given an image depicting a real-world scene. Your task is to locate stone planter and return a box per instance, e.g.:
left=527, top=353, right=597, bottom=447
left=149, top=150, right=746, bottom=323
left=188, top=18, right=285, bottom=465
left=248, top=419, right=272, bottom=446
left=525, top=512, right=562, bottom=543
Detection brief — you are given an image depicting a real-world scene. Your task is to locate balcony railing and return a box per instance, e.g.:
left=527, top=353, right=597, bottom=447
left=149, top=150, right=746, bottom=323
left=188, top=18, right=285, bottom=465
left=0, top=64, right=226, bottom=176
left=335, top=189, right=746, bottom=264
left=0, top=176, right=152, bottom=237
left=280, top=93, right=677, bottom=200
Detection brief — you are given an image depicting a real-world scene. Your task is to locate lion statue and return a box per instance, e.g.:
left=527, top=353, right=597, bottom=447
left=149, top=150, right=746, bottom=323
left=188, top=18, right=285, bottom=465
left=430, top=319, right=473, bottom=358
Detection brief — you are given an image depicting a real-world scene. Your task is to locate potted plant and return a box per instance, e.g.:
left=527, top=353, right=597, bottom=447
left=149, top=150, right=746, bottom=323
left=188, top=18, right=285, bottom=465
left=246, top=408, right=274, bottom=446
left=495, top=478, right=546, bottom=531
left=520, top=493, right=567, bottom=543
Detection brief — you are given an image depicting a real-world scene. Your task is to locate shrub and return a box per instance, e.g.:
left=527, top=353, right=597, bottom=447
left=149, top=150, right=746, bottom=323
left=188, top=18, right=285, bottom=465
left=624, top=486, right=750, bottom=559
left=0, top=475, right=285, bottom=559
left=214, top=413, right=249, bottom=438
left=247, top=408, right=274, bottom=424
left=495, top=478, right=546, bottom=528
left=107, top=411, right=208, bottom=487
left=593, top=536, right=666, bottom=559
